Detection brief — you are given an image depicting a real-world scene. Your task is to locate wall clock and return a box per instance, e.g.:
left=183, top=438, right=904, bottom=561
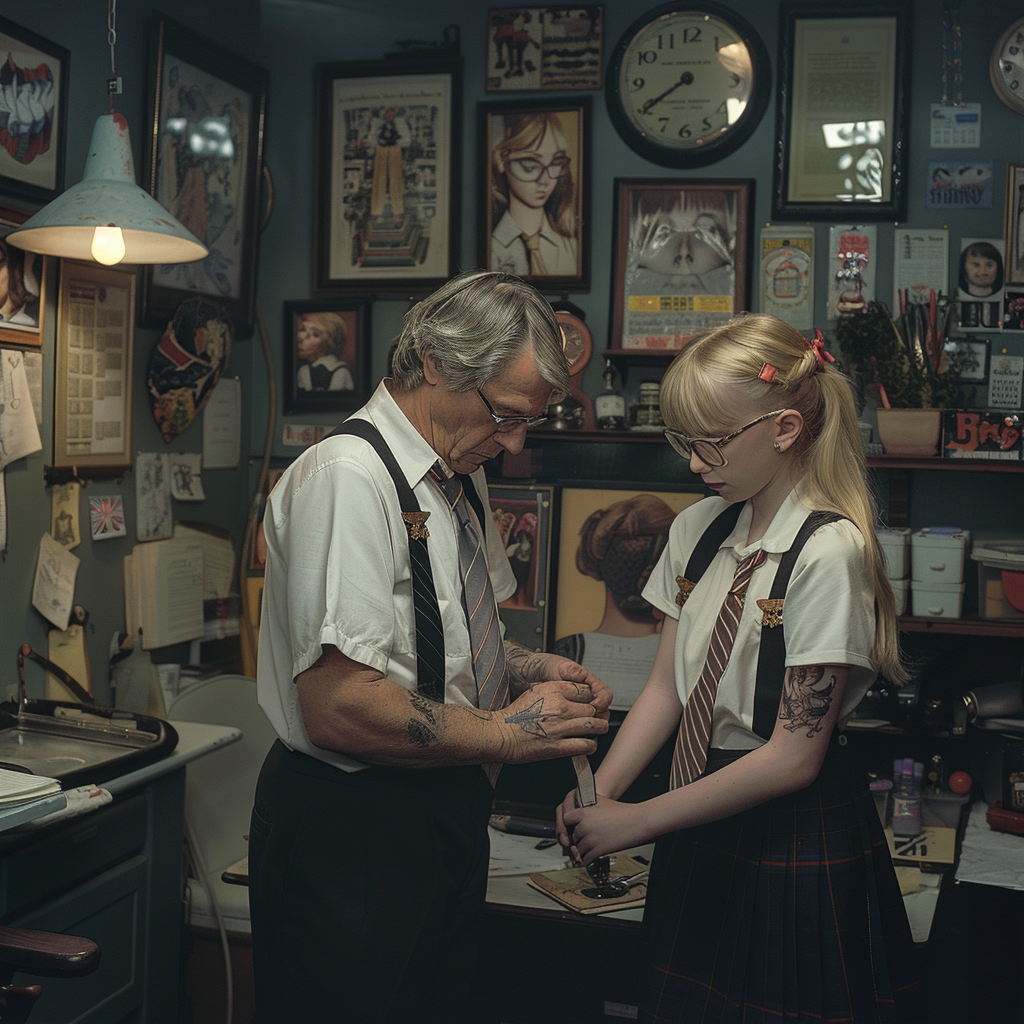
left=991, top=16, right=1024, bottom=114
left=605, top=2, right=771, bottom=168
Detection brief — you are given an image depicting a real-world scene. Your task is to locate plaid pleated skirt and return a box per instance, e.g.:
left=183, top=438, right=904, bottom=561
left=639, top=739, right=921, bottom=1024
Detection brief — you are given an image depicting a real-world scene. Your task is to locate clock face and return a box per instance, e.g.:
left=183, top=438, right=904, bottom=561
left=991, top=17, right=1024, bottom=114
left=606, top=3, right=770, bottom=168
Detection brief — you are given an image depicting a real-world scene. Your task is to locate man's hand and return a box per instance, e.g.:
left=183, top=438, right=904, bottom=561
left=504, top=646, right=613, bottom=718
left=494, top=680, right=608, bottom=765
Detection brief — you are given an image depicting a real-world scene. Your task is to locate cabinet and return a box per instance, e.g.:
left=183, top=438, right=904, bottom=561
left=0, top=766, right=189, bottom=1023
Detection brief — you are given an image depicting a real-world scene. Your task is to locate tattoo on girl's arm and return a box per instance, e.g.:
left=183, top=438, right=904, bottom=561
left=504, top=697, right=550, bottom=736
left=779, top=665, right=836, bottom=738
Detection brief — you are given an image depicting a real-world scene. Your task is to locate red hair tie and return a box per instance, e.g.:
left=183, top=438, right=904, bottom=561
left=805, top=328, right=834, bottom=366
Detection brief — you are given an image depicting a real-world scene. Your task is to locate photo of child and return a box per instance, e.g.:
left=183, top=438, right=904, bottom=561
left=958, top=237, right=1005, bottom=331
left=295, top=311, right=354, bottom=393
left=487, top=106, right=583, bottom=282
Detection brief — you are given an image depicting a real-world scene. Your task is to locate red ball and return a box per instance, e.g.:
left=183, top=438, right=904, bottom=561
left=948, top=770, right=972, bottom=795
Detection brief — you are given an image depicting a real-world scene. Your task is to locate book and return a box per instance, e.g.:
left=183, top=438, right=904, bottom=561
left=528, top=854, right=648, bottom=915
left=0, top=767, right=61, bottom=806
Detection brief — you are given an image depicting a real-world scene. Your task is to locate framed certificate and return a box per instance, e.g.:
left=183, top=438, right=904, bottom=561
left=772, top=2, right=911, bottom=221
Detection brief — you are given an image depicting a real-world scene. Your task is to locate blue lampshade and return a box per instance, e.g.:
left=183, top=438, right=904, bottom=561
left=6, top=112, right=208, bottom=266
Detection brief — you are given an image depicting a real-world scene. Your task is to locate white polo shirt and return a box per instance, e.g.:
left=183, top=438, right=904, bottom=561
left=643, top=489, right=877, bottom=750
left=257, top=380, right=516, bottom=771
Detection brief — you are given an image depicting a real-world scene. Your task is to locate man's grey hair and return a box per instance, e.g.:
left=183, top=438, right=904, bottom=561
left=390, top=271, right=570, bottom=395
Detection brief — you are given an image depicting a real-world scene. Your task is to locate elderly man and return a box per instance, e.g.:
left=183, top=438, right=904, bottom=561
left=249, top=271, right=611, bottom=1024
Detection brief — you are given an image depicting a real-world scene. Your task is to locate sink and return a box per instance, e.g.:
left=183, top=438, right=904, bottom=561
left=0, top=699, right=178, bottom=788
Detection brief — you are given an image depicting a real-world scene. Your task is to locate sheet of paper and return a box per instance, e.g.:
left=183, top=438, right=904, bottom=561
left=47, top=623, right=91, bottom=701
left=135, top=452, right=173, bottom=542
left=0, top=349, right=42, bottom=471
left=153, top=540, right=204, bottom=647
left=893, top=228, right=949, bottom=299
left=176, top=523, right=235, bottom=599
left=929, top=103, right=981, bottom=148
left=202, top=378, right=241, bottom=469
left=828, top=225, right=877, bottom=320
left=170, top=453, right=205, bottom=501
left=51, top=482, right=81, bottom=550
left=32, top=532, right=80, bottom=630
left=759, top=226, right=814, bottom=330
left=22, top=351, right=42, bottom=426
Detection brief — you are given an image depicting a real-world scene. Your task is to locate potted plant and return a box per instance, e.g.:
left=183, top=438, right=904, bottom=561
left=834, top=297, right=973, bottom=456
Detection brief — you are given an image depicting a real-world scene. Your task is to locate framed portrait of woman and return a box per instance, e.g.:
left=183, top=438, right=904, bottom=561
left=283, top=298, right=371, bottom=413
left=478, top=97, right=591, bottom=291
left=610, top=178, right=753, bottom=350
left=0, top=205, right=46, bottom=348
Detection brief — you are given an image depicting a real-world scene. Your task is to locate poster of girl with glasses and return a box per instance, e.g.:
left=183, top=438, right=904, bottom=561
left=485, top=103, right=589, bottom=286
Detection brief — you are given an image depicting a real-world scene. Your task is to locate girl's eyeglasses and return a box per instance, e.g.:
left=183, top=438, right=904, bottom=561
left=507, top=156, right=571, bottom=183
left=663, top=409, right=787, bottom=467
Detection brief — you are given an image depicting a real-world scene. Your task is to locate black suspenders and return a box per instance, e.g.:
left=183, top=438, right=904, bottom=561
left=325, top=418, right=491, bottom=702
left=678, top=504, right=845, bottom=741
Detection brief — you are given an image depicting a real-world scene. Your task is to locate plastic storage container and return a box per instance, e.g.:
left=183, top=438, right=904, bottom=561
left=892, top=578, right=909, bottom=615
left=911, top=527, right=970, bottom=584
left=876, top=527, right=911, bottom=579
left=911, top=580, right=965, bottom=618
left=970, top=534, right=1024, bottom=619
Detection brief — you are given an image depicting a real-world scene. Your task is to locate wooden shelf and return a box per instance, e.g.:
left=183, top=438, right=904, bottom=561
left=898, top=615, right=1024, bottom=637
left=867, top=456, right=1024, bottom=473
left=528, top=428, right=668, bottom=443
left=601, top=349, right=677, bottom=362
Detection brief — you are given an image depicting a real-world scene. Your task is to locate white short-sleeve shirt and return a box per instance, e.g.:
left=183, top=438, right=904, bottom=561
left=643, top=489, right=877, bottom=750
left=257, top=380, right=516, bottom=771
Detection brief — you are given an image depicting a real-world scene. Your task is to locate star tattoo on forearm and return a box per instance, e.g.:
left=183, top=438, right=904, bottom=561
left=779, top=665, right=836, bottom=738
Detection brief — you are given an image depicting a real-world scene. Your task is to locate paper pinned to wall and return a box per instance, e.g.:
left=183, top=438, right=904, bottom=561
left=202, top=378, right=241, bottom=469
left=0, top=349, right=42, bottom=471
left=32, top=533, right=80, bottom=630
left=170, top=453, right=205, bottom=501
left=136, top=452, right=173, bottom=542
left=51, top=482, right=81, bottom=550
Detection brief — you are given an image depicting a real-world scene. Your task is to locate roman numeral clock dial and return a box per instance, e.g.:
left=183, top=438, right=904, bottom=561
left=606, top=3, right=771, bottom=167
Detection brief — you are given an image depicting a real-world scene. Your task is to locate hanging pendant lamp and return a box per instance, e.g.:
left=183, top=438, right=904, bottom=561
left=6, top=0, right=207, bottom=267
left=6, top=112, right=208, bottom=265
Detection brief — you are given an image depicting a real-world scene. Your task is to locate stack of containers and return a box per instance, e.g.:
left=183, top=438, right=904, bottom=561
left=876, top=527, right=911, bottom=614
left=970, top=533, right=1024, bottom=619
left=911, top=526, right=971, bottom=618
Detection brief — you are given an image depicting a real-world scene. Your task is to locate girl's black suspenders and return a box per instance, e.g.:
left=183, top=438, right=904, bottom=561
left=677, top=504, right=845, bottom=740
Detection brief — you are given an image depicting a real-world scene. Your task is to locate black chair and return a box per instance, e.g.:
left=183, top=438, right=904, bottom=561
left=0, top=926, right=100, bottom=1024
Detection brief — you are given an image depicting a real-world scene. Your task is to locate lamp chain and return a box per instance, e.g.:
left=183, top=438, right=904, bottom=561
left=107, top=0, right=121, bottom=108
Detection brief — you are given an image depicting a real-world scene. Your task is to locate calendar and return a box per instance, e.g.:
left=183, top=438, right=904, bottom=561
left=988, top=355, right=1024, bottom=408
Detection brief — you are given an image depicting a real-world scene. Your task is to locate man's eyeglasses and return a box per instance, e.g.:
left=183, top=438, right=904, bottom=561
left=663, top=409, right=787, bottom=467
left=477, top=389, right=549, bottom=432
left=507, top=156, right=571, bottom=183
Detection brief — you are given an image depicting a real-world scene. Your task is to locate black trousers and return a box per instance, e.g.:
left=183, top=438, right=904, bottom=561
left=249, top=741, right=494, bottom=1024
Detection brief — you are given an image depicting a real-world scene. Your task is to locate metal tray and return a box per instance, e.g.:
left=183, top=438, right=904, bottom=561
left=0, top=699, right=178, bottom=788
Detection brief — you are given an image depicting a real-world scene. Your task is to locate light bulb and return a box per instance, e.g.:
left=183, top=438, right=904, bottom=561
left=91, top=225, right=126, bottom=265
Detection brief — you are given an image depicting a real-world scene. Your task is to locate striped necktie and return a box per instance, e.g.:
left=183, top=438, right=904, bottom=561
left=431, top=464, right=509, bottom=712
left=670, top=547, right=767, bottom=789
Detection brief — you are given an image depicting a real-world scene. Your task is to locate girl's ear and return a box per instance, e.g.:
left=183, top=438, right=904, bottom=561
left=774, top=409, right=804, bottom=453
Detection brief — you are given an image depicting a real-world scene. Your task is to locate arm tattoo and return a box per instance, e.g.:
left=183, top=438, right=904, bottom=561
left=779, top=665, right=836, bottom=738
left=504, top=640, right=547, bottom=686
left=408, top=691, right=438, bottom=726
left=504, top=697, right=551, bottom=736
left=406, top=691, right=438, bottom=748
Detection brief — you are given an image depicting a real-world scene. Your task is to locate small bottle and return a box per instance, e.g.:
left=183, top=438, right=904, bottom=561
left=891, top=756, right=923, bottom=837
left=595, top=359, right=626, bottom=430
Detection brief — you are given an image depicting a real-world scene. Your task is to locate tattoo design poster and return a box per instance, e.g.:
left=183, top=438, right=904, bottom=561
left=759, top=226, right=814, bottom=330
left=827, top=225, right=876, bottom=320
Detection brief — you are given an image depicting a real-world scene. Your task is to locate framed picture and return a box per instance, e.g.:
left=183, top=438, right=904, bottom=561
left=283, top=298, right=371, bottom=413
left=140, top=13, right=268, bottom=338
left=945, top=338, right=990, bottom=381
left=957, top=237, right=1004, bottom=332
left=314, top=57, right=462, bottom=293
left=487, top=483, right=555, bottom=651
left=552, top=485, right=702, bottom=710
left=53, top=261, right=135, bottom=472
left=772, top=2, right=911, bottom=222
left=484, top=7, right=603, bottom=92
left=1004, top=163, right=1024, bottom=286
left=610, top=177, right=753, bottom=350
left=0, top=16, right=69, bottom=204
left=0, top=205, right=46, bottom=348
left=479, top=97, right=591, bottom=291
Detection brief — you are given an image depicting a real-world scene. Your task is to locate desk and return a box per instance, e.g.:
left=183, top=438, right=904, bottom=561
left=0, top=720, right=239, bottom=1024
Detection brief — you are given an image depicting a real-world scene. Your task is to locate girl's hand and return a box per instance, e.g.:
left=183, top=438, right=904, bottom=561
left=560, top=797, right=650, bottom=866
